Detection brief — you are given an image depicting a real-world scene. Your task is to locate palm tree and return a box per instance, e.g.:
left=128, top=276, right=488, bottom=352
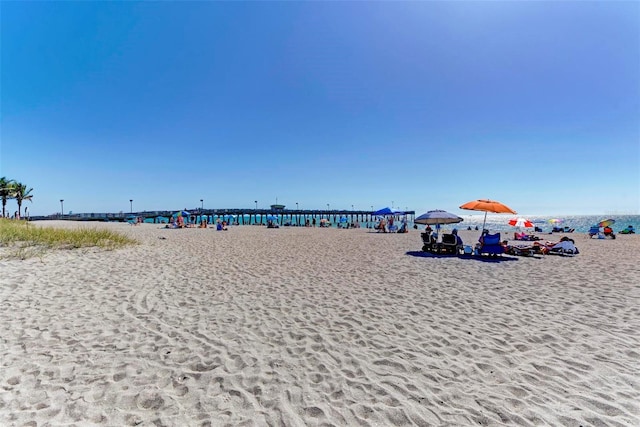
left=0, top=176, right=15, bottom=218
left=13, top=182, right=33, bottom=218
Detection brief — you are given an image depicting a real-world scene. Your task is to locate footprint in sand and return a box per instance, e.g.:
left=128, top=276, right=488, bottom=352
left=136, top=391, right=165, bottom=410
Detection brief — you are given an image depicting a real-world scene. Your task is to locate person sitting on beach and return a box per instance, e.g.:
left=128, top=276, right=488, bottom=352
left=452, top=228, right=463, bottom=246
left=603, top=226, right=615, bottom=237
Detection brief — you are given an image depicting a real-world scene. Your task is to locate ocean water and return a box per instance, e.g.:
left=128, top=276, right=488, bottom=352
left=434, top=214, right=640, bottom=234
left=192, top=213, right=640, bottom=234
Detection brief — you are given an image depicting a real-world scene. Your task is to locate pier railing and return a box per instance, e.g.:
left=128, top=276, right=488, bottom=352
left=29, top=209, right=416, bottom=226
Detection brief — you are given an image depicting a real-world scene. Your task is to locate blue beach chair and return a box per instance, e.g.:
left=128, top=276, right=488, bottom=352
left=477, top=232, right=504, bottom=256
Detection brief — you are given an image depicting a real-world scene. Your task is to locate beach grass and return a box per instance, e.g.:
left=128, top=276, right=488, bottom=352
left=0, top=219, right=136, bottom=259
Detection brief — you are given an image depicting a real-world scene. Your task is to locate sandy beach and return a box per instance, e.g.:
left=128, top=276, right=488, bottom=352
left=1, top=221, right=639, bottom=426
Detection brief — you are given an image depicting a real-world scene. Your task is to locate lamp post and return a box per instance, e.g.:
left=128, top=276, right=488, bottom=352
left=60, top=199, right=64, bottom=217
left=130, top=199, right=133, bottom=213
left=327, top=203, right=330, bottom=211
left=254, top=200, right=257, bottom=210
left=351, top=204, right=354, bottom=211
left=296, top=202, right=299, bottom=210
left=200, top=199, right=204, bottom=210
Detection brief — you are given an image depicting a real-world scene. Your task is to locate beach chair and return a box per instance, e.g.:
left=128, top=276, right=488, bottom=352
left=440, top=233, right=462, bottom=255
left=476, top=232, right=504, bottom=256
left=506, top=244, right=544, bottom=257
left=421, top=232, right=437, bottom=252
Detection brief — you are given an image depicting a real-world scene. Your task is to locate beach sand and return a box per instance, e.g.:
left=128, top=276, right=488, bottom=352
left=1, top=221, right=639, bottom=426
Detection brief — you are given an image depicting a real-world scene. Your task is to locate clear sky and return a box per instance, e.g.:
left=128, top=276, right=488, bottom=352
left=1, top=1, right=639, bottom=217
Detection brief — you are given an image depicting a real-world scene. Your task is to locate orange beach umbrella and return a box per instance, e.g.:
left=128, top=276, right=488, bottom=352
left=459, top=199, right=517, bottom=232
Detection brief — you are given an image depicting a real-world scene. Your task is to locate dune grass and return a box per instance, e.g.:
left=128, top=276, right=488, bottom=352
left=0, top=219, right=136, bottom=259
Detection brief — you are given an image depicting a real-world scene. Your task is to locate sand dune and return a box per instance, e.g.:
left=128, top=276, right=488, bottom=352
left=1, top=221, right=639, bottom=426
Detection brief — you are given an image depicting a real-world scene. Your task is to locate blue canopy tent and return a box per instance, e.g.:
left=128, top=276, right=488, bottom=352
left=373, top=207, right=394, bottom=216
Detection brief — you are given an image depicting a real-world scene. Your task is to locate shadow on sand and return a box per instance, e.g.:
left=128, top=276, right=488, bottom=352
left=405, top=251, right=520, bottom=263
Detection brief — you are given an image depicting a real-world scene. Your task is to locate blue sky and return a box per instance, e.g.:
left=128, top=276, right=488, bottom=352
left=2, top=1, right=638, bottom=217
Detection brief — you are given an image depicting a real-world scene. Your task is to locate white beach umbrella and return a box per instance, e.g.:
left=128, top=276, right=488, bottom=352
left=508, top=217, right=534, bottom=228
